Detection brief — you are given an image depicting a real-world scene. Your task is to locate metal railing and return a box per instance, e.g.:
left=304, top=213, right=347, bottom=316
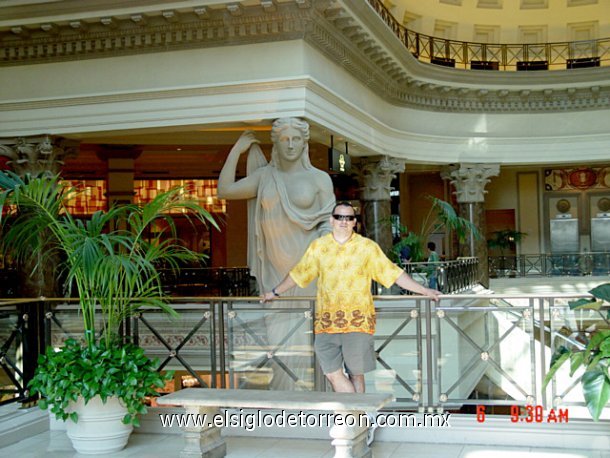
left=401, top=258, right=479, bottom=294
left=366, top=0, right=610, bottom=71
left=1, top=292, right=607, bottom=420
left=489, top=252, right=610, bottom=277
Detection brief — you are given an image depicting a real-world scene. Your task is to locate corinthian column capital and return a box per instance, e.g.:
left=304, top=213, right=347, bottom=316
left=442, top=163, right=500, bottom=203
left=356, top=155, right=405, bottom=201
left=0, top=135, right=79, bottom=176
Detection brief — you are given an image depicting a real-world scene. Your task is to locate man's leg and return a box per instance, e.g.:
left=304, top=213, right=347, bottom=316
left=325, top=368, right=356, bottom=392
left=349, top=374, right=365, bottom=393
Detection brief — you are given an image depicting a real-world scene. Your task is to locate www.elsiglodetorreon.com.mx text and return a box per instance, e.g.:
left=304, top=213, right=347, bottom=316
left=159, top=410, right=451, bottom=431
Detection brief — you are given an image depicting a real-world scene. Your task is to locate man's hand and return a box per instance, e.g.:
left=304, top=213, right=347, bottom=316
left=260, top=292, right=277, bottom=303
left=423, top=288, right=441, bottom=302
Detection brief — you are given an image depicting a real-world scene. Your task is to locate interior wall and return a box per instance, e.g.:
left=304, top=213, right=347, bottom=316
left=224, top=200, right=248, bottom=268
left=404, top=172, right=445, bottom=235
left=517, top=172, right=542, bottom=254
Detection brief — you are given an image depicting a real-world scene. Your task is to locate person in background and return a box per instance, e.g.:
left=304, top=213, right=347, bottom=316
left=426, top=241, right=440, bottom=289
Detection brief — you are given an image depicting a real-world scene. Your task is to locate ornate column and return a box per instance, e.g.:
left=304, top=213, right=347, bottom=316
left=356, top=156, right=405, bottom=254
left=442, top=163, right=500, bottom=288
left=0, top=135, right=77, bottom=177
left=0, top=135, right=78, bottom=298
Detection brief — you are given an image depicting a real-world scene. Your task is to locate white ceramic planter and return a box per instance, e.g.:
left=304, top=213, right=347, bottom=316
left=65, top=396, right=133, bottom=455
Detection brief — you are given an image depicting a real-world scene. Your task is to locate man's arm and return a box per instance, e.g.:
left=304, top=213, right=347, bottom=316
left=394, top=272, right=441, bottom=301
left=260, top=274, right=298, bottom=303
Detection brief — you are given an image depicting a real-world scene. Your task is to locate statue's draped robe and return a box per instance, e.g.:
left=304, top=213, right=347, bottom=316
left=247, top=148, right=334, bottom=389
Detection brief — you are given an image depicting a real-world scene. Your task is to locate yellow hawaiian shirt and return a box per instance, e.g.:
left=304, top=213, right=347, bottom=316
left=289, top=233, right=403, bottom=335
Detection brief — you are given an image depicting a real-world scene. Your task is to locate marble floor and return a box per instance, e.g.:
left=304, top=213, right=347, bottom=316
left=1, top=431, right=608, bottom=458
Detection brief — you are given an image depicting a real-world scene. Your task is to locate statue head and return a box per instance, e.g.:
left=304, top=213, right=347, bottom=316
left=270, top=117, right=312, bottom=169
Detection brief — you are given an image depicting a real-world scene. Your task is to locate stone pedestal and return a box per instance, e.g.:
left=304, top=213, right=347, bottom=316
left=329, top=410, right=371, bottom=458
left=443, top=163, right=500, bottom=288
left=181, top=406, right=226, bottom=458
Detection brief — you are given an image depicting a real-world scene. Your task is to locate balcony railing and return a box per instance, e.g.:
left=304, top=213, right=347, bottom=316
left=366, top=0, right=610, bottom=71
left=399, top=257, right=479, bottom=294
left=2, top=292, right=607, bottom=421
left=489, top=252, right=610, bottom=278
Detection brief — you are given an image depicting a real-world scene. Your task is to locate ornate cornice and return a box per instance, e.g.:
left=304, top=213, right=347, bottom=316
left=1, top=0, right=609, bottom=113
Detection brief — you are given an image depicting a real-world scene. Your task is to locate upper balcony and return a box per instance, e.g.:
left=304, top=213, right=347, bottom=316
left=368, top=0, right=610, bottom=72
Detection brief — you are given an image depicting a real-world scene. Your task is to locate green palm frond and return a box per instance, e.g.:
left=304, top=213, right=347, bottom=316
left=0, top=172, right=216, bottom=348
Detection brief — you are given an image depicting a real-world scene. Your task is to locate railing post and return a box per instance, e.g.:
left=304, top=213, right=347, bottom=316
left=423, top=298, right=434, bottom=411
left=211, top=300, right=219, bottom=388
left=20, top=299, right=46, bottom=404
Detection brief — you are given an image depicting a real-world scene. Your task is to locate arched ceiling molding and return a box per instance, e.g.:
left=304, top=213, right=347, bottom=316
left=1, top=0, right=609, bottom=114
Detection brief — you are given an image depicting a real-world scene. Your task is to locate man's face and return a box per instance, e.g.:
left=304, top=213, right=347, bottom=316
left=330, top=205, right=357, bottom=236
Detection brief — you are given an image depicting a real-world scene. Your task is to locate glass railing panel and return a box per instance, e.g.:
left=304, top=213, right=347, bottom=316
left=433, top=297, right=538, bottom=411
left=370, top=298, right=422, bottom=409
left=134, top=301, right=215, bottom=390
left=0, top=301, right=22, bottom=405
left=226, top=298, right=315, bottom=391
left=546, top=296, right=610, bottom=419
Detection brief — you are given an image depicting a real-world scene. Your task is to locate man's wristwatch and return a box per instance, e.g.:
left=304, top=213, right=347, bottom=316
left=272, top=288, right=280, bottom=297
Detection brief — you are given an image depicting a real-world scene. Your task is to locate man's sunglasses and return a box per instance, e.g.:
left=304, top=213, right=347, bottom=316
left=332, top=214, right=356, bottom=221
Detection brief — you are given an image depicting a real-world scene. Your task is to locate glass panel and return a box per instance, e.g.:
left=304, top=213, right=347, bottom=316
left=136, top=303, right=214, bottom=391
left=436, top=299, right=536, bottom=409
left=0, top=305, right=20, bottom=404
left=227, top=299, right=315, bottom=391
left=372, top=299, right=421, bottom=409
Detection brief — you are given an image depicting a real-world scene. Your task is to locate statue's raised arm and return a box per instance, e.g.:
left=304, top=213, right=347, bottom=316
left=217, top=130, right=262, bottom=200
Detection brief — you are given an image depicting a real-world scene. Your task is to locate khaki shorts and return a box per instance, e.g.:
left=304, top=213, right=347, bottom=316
left=314, top=332, right=376, bottom=375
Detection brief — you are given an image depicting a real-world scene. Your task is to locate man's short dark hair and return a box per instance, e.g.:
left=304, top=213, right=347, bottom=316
left=427, top=242, right=436, bottom=250
left=332, top=201, right=355, bottom=214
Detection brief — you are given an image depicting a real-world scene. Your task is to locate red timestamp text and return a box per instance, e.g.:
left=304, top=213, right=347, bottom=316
left=476, top=405, right=569, bottom=423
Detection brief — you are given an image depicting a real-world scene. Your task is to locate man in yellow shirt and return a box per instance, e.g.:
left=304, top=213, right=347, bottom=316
left=261, top=202, right=440, bottom=394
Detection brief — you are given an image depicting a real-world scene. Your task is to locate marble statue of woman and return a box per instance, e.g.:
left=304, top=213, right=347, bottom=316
left=218, top=117, right=335, bottom=390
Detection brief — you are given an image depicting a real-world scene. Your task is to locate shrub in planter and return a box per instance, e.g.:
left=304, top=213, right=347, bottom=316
left=31, top=339, right=171, bottom=426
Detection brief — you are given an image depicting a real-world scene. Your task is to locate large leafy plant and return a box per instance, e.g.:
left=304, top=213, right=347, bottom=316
left=31, top=339, right=167, bottom=426
left=390, top=196, right=481, bottom=262
left=543, top=283, right=610, bottom=421
left=0, top=171, right=217, bottom=424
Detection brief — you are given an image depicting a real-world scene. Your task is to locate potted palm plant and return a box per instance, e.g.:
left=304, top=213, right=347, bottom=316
left=0, top=171, right=217, bottom=454
left=543, top=283, right=610, bottom=421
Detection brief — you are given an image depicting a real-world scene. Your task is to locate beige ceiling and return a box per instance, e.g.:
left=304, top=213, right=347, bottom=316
left=388, top=0, right=610, bottom=43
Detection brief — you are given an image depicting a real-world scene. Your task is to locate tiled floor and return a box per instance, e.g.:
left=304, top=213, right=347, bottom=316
left=1, top=431, right=608, bottom=458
